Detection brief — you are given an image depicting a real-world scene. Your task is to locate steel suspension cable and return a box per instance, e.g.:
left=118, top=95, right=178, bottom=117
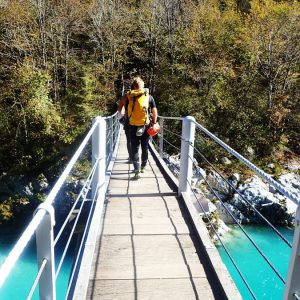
left=44, top=120, right=99, bottom=207
left=186, top=154, right=286, bottom=284
left=64, top=180, right=102, bottom=299
left=55, top=159, right=99, bottom=279
left=191, top=144, right=292, bottom=248
left=54, top=160, right=99, bottom=245
left=162, top=127, right=182, bottom=139
left=26, top=258, right=47, bottom=300
left=55, top=193, right=87, bottom=279
left=159, top=135, right=181, bottom=152
left=185, top=178, right=257, bottom=299
left=192, top=120, right=299, bottom=205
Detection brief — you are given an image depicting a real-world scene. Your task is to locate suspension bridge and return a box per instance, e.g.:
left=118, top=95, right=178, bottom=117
left=0, top=113, right=299, bottom=300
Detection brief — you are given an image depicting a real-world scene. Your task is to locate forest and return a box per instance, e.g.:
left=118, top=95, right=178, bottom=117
left=0, top=0, right=299, bottom=223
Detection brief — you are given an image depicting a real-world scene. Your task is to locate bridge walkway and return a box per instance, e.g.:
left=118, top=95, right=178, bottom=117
left=86, top=132, right=228, bottom=299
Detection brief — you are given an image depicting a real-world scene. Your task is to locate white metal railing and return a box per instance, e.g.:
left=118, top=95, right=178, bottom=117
left=1, top=112, right=298, bottom=299
left=156, top=115, right=300, bottom=300
left=0, top=113, right=120, bottom=299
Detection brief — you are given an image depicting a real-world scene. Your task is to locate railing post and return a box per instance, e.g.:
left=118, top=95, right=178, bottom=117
left=283, top=204, right=300, bottom=300
left=112, top=115, right=116, bottom=148
left=109, top=117, right=113, bottom=154
left=114, top=114, right=119, bottom=148
left=178, top=116, right=195, bottom=196
left=159, top=118, right=164, bottom=158
left=35, top=203, right=56, bottom=300
left=92, top=117, right=106, bottom=199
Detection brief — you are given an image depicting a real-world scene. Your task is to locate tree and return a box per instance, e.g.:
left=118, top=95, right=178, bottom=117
left=245, top=0, right=300, bottom=141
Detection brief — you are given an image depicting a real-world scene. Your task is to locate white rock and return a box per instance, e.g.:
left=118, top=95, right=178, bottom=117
left=246, top=146, right=255, bottom=159
left=276, top=173, right=300, bottom=214
left=217, top=219, right=231, bottom=236
left=215, top=201, right=246, bottom=224
left=221, top=157, right=232, bottom=165
left=231, top=173, right=240, bottom=182
left=206, top=171, right=231, bottom=195
left=285, top=159, right=300, bottom=171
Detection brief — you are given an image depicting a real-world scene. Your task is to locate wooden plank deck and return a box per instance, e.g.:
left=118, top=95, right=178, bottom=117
left=85, top=131, right=229, bottom=300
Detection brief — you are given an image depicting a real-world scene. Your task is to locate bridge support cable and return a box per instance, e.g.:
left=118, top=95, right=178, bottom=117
left=192, top=120, right=299, bottom=206
left=64, top=180, right=104, bottom=300
left=156, top=135, right=181, bottom=153
left=54, top=160, right=99, bottom=246
left=186, top=153, right=286, bottom=284
left=26, top=258, right=47, bottom=300
left=157, top=114, right=300, bottom=298
left=191, top=145, right=292, bottom=248
left=54, top=161, right=100, bottom=279
left=185, top=179, right=257, bottom=300
left=0, top=113, right=119, bottom=299
left=45, top=119, right=100, bottom=207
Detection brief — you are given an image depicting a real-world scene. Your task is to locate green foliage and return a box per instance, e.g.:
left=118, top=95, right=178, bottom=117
left=0, top=202, right=13, bottom=224
left=0, top=196, right=30, bottom=225
left=0, top=0, right=299, bottom=176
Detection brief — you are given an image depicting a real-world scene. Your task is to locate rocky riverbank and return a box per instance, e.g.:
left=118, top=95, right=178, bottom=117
left=164, top=154, right=300, bottom=237
left=0, top=162, right=86, bottom=227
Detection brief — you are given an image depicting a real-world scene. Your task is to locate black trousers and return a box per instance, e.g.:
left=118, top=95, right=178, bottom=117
left=124, top=123, right=132, bottom=161
left=129, top=125, right=150, bottom=171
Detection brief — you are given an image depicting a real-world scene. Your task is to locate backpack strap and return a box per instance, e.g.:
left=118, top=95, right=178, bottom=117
left=128, top=96, right=137, bottom=122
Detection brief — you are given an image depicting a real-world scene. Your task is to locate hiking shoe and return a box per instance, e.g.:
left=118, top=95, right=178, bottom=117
left=132, top=171, right=141, bottom=180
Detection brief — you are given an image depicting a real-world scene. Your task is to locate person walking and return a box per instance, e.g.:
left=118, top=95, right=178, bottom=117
left=127, top=76, right=158, bottom=179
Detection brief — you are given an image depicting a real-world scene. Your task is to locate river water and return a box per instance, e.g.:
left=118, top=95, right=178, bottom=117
left=0, top=230, right=73, bottom=300
left=0, top=225, right=294, bottom=299
left=216, top=225, right=294, bottom=299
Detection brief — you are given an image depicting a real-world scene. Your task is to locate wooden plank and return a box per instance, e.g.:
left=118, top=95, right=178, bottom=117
left=85, top=131, right=223, bottom=299
left=86, top=278, right=215, bottom=300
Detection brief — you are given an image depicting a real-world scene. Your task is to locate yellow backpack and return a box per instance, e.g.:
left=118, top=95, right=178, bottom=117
left=127, top=89, right=150, bottom=126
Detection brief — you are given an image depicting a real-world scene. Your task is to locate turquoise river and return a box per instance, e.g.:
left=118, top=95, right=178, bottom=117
left=216, top=225, right=294, bottom=299
left=0, top=231, right=73, bottom=300
left=0, top=225, right=295, bottom=299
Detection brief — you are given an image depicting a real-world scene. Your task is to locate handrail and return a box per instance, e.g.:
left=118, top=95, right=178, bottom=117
left=0, top=120, right=101, bottom=288
left=156, top=115, right=300, bottom=300
left=45, top=120, right=100, bottom=207
left=158, top=115, right=183, bottom=121
left=103, top=111, right=118, bottom=120
left=0, top=209, right=46, bottom=287
left=0, top=113, right=120, bottom=299
left=1, top=112, right=298, bottom=299
left=192, top=120, right=299, bottom=205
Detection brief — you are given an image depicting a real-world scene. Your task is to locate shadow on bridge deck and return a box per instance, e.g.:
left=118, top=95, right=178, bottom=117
left=83, top=132, right=240, bottom=300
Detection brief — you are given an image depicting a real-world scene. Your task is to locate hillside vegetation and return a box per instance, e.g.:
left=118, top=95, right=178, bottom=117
left=0, top=0, right=299, bottom=224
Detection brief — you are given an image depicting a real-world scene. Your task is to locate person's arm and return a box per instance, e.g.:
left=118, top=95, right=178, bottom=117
left=151, top=107, right=158, bottom=124
left=149, top=95, right=157, bottom=124
left=117, top=95, right=127, bottom=115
